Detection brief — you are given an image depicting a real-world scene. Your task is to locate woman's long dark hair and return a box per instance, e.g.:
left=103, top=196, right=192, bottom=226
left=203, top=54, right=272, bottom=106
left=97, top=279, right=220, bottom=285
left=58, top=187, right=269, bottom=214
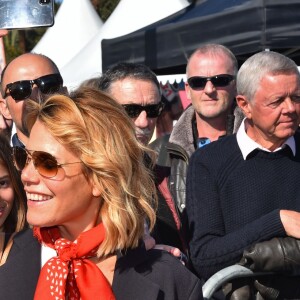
left=0, top=134, right=27, bottom=233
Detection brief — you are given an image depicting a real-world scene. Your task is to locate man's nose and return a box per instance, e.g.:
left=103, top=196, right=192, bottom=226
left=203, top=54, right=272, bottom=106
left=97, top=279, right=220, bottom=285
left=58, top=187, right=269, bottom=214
left=283, top=97, right=297, bottom=113
left=134, top=110, right=149, bottom=128
left=203, top=80, right=216, bottom=94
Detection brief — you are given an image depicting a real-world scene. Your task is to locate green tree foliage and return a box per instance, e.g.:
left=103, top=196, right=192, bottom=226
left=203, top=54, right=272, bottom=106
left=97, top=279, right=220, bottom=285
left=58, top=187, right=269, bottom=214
left=2, top=0, right=120, bottom=64
left=97, top=0, right=120, bottom=21
left=3, top=28, right=47, bottom=64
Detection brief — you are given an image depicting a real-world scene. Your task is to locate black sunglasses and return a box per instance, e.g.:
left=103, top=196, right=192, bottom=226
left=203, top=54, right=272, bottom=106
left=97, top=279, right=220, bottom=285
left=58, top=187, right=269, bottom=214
left=12, top=146, right=81, bottom=178
left=4, top=73, right=63, bottom=102
left=122, top=102, right=165, bottom=118
left=187, top=74, right=235, bottom=90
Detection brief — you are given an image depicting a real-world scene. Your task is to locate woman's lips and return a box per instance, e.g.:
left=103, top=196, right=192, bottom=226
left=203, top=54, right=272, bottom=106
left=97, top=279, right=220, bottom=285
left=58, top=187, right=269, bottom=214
left=26, top=192, right=52, bottom=202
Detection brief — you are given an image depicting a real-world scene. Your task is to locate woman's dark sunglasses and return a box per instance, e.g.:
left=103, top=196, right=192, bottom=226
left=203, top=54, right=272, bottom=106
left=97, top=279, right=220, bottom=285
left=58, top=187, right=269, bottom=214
left=12, top=146, right=81, bottom=178
left=187, top=74, right=235, bottom=90
left=122, top=102, right=165, bottom=118
left=4, top=73, right=63, bottom=102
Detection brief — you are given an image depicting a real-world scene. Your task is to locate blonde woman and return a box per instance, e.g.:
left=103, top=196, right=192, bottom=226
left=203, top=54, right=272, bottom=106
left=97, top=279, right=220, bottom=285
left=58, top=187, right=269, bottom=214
left=0, top=87, right=202, bottom=300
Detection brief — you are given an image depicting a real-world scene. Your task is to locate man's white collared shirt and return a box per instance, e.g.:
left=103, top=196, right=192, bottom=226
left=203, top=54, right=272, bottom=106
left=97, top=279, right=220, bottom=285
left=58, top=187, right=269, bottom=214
left=236, top=118, right=296, bottom=160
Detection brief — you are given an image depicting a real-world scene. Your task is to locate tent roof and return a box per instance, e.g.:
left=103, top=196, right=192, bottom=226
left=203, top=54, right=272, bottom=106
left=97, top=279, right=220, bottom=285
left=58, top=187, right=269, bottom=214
left=60, top=0, right=190, bottom=90
left=101, top=0, right=300, bottom=75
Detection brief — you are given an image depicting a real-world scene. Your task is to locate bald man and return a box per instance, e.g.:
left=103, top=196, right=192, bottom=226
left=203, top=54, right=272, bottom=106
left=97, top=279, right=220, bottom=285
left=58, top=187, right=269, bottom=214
left=0, top=53, right=66, bottom=147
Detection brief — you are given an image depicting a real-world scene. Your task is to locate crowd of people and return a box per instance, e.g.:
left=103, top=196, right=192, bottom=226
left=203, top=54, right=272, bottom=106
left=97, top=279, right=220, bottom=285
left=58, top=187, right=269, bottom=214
left=0, top=22, right=300, bottom=299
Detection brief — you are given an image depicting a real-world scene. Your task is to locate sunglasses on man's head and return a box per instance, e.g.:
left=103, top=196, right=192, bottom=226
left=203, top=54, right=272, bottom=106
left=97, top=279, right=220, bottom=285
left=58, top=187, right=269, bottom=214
left=12, top=146, right=81, bottom=178
left=4, top=73, right=63, bottom=102
left=122, top=102, right=165, bottom=118
left=187, top=74, right=235, bottom=90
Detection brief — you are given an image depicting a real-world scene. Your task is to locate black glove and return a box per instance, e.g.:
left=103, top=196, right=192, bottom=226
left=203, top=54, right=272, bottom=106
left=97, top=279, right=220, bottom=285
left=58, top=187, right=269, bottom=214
left=254, top=279, right=279, bottom=300
left=254, top=275, right=300, bottom=300
left=223, top=278, right=255, bottom=300
left=241, top=237, right=300, bottom=274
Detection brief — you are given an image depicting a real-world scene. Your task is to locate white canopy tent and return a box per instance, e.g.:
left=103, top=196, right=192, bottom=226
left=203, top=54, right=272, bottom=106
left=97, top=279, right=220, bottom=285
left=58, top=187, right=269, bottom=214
left=60, top=0, right=190, bottom=90
left=32, top=0, right=103, bottom=70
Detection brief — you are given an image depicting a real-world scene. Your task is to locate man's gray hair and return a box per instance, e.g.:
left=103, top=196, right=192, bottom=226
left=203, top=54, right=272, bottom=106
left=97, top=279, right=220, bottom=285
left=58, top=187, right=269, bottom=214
left=237, top=51, right=299, bottom=101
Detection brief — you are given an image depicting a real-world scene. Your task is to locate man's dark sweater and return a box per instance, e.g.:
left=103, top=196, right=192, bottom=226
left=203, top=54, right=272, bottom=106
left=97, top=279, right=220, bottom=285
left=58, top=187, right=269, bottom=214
left=186, top=132, right=300, bottom=280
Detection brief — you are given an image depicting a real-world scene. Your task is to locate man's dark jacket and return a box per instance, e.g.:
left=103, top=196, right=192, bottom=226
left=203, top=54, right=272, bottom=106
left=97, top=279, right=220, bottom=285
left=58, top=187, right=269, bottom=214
left=150, top=104, right=240, bottom=241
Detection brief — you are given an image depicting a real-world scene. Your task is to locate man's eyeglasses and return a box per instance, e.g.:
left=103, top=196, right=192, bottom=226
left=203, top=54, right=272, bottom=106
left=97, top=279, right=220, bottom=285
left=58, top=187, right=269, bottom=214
left=4, top=73, right=63, bottom=102
left=122, top=102, right=165, bottom=118
left=187, top=74, right=235, bottom=90
left=12, top=146, right=81, bottom=178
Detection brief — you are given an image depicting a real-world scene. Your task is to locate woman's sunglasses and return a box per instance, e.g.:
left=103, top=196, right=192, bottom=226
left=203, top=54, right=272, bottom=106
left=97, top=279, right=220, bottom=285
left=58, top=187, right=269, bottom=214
left=187, top=74, right=235, bottom=90
left=12, top=146, right=81, bottom=178
left=122, top=102, right=165, bottom=118
left=4, top=73, right=63, bottom=102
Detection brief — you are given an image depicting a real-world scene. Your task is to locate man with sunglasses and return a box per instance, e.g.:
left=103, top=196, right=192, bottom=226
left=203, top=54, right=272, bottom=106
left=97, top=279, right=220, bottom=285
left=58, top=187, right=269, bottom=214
left=0, top=53, right=65, bottom=148
left=98, top=62, right=164, bottom=146
left=97, top=62, right=188, bottom=256
left=161, top=44, right=239, bottom=241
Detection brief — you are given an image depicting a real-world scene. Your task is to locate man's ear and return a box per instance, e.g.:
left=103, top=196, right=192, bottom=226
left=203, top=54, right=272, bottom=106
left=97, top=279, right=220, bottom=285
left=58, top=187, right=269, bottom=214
left=0, top=97, right=12, bottom=120
left=236, top=95, right=252, bottom=120
left=184, top=82, right=192, bottom=101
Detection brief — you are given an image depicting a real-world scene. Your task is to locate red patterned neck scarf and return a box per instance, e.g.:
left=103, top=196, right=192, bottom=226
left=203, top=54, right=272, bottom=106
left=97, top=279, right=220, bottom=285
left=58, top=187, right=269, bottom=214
left=33, top=223, right=116, bottom=300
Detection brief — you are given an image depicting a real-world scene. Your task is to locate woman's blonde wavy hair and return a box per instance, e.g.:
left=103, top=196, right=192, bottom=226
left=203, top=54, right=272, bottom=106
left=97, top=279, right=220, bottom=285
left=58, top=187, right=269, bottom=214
left=26, top=87, right=157, bottom=256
